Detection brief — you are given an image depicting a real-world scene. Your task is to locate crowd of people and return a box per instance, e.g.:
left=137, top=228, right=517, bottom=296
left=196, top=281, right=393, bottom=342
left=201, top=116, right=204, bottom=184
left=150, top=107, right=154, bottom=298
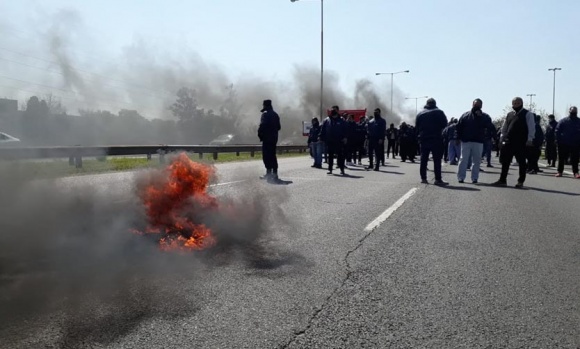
left=257, top=98, right=580, bottom=186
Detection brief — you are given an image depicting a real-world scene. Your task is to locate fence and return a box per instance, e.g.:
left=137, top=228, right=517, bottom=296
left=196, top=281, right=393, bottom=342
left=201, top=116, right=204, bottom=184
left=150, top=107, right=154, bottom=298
left=0, top=145, right=309, bottom=168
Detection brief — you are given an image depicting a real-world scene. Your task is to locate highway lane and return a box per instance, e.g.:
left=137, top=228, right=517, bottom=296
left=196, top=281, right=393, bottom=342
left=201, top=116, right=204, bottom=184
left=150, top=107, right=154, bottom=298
left=2, top=155, right=580, bottom=348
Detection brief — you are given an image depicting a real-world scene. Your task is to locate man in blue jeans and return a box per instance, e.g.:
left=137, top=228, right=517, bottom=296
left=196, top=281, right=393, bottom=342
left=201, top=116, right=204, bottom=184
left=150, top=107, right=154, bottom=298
left=456, top=99, right=496, bottom=184
left=415, top=98, right=449, bottom=185
left=308, top=117, right=323, bottom=168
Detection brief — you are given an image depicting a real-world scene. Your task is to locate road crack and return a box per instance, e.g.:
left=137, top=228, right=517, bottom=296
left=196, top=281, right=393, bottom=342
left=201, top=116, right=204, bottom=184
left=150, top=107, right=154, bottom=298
left=279, top=226, right=380, bottom=348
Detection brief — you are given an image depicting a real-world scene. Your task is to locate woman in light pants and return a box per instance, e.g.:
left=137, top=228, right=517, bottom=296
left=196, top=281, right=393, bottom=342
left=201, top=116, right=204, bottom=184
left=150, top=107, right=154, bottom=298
left=457, top=142, right=484, bottom=183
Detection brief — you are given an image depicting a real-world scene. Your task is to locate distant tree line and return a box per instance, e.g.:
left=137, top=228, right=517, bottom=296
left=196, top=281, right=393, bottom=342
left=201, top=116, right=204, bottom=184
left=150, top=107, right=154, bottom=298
left=0, top=87, right=301, bottom=146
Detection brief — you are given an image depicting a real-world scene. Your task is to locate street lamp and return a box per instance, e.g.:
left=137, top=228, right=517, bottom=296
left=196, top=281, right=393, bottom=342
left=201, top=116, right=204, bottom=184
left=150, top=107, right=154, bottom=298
left=375, top=70, right=410, bottom=115
left=548, top=67, right=562, bottom=115
left=291, top=0, right=324, bottom=120
left=405, top=96, right=429, bottom=115
left=526, top=93, right=536, bottom=111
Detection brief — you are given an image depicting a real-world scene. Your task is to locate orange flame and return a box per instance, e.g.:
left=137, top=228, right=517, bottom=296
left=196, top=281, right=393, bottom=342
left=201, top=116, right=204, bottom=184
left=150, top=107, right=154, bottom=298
left=134, top=153, right=217, bottom=251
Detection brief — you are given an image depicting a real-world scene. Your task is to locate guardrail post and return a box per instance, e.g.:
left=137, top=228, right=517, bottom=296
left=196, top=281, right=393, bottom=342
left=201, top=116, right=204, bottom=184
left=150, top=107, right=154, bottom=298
left=250, top=151, right=255, bottom=157
left=75, top=156, right=83, bottom=169
left=213, top=152, right=218, bottom=160
left=68, top=156, right=74, bottom=166
left=147, top=153, right=152, bottom=161
left=159, top=150, right=165, bottom=164
left=236, top=151, right=240, bottom=156
left=198, top=153, right=203, bottom=159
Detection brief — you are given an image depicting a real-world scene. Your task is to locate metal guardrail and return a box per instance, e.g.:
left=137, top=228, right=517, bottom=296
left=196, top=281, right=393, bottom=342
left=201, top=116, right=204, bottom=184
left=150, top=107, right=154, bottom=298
left=0, top=144, right=308, bottom=168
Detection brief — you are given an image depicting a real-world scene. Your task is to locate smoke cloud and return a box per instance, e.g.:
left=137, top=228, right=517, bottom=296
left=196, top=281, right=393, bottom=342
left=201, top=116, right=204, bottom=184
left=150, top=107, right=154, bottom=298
left=0, top=8, right=412, bottom=134
left=0, top=155, right=302, bottom=348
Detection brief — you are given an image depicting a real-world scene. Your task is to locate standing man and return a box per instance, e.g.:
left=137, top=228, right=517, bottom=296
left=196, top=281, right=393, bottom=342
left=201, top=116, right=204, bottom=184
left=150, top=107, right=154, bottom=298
left=415, top=98, right=449, bottom=185
left=308, top=117, right=323, bottom=168
left=493, top=97, right=535, bottom=188
left=345, top=114, right=357, bottom=166
left=386, top=123, right=398, bottom=159
left=527, top=114, right=545, bottom=174
left=354, top=116, right=367, bottom=165
left=320, top=107, right=348, bottom=175
left=456, top=99, right=495, bottom=184
left=545, top=114, right=558, bottom=167
left=443, top=118, right=460, bottom=165
left=555, top=106, right=580, bottom=178
left=366, top=108, right=387, bottom=171
left=258, top=99, right=281, bottom=183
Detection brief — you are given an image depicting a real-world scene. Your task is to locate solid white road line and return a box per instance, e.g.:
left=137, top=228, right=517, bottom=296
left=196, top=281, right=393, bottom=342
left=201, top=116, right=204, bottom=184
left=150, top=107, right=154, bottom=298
left=210, top=180, right=247, bottom=187
left=364, top=187, right=418, bottom=232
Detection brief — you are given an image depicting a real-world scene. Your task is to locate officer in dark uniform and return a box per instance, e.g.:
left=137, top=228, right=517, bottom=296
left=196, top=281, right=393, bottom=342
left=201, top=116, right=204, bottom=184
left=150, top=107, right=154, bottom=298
left=258, top=99, right=281, bottom=183
left=366, top=108, right=387, bottom=171
left=320, top=107, right=347, bottom=175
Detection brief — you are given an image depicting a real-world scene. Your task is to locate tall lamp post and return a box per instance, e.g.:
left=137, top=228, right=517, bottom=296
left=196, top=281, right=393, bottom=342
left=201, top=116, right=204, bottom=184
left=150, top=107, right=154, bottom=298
left=375, top=70, right=410, bottom=115
left=405, top=96, right=429, bottom=115
left=526, top=93, right=536, bottom=111
left=291, top=0, right=324, bottom=120
left=548, top=67, right=562, bottom=116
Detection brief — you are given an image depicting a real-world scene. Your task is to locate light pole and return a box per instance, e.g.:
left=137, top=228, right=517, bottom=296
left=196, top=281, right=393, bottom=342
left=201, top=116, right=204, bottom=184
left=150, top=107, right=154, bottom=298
left=291, top=0, right=324, bottom=120
left=526, top=93, right=536, bottom=111
left=548, top=67, right=562, bottom=116
left=375, top=70, right=410, bottom=115
left=405, top=96, right=429, bottom=115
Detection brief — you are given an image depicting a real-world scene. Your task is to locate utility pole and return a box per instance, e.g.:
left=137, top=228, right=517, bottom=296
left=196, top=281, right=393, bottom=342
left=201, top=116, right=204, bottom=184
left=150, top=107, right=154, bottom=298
left=548, top=68, right=562, bottom=115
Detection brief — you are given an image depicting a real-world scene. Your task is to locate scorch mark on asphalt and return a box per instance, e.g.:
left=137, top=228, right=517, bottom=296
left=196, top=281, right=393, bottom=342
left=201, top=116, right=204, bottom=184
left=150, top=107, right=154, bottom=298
left=280, top=187, right=419, bottom=348
left=364, top=187, right=419, bottom=232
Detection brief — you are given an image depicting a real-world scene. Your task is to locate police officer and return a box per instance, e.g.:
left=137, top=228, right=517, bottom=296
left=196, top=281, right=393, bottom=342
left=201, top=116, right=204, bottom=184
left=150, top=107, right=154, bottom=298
left=258, top=99, right=281, bottom=183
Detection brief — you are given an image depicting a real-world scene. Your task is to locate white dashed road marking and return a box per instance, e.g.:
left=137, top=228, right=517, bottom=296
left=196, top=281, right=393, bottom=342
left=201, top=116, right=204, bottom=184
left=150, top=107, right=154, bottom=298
left=364, top=187, right=418, bottom=232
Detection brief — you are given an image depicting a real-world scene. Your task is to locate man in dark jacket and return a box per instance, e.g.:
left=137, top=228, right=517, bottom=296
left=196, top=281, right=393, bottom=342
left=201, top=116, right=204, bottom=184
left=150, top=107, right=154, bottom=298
left=545, top=114, right=558, bottom=167
left=345, top=115, right=357, bottom=166
left=555, top=106, right=580, bottom=178
left=258, top=99, right=281, bottom=182
left=493, top=97, right=536, bottom=188
left=386, top=123, right=398, bottom=159
left=527, top=114, right=545, bottom=174
left=456, top=98, right=495, bottom=183
left=308, top=117, right=323, bottom=168
left=415, top=98, right=448, bottom=185
left=320, top=108, right=347, bottom=175
left=366, top=108, right=387, bottom=171
left=443, top=118, right=460, bottom=165
left=354, top=116, right=367, bottom=165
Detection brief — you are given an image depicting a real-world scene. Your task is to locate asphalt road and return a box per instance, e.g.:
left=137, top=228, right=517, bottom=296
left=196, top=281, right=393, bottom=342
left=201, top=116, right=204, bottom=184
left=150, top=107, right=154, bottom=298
left=2, top=154, right=580, bottom=348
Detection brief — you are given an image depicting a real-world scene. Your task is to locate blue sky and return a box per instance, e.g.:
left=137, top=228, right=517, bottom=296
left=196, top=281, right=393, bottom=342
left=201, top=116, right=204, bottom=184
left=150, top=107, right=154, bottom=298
left=1, top=0, right=579, bottom=120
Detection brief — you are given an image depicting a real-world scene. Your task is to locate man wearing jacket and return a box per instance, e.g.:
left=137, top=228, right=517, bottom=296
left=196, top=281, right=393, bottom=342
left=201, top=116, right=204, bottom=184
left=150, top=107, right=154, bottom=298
left=415, top=98, right=448, bottom=185
left=258, top=99, right=281, bottom=183
left=366, top=108, right=387, bottom=171
left=320, top=108, right=347, bottom=175
left=527, top=114, right=545, bottom=174
left=555, top=106, right=580, bottom=178
left=354, top=116, right=367, bottom=165
left=493, top=97, right=536, bottom=188
left=456, top=99, right=496, bottom=183
left=545, top=114, right=558, bottom=167
left=386, top=123, right=398, bottom=159
left=443, top=118, right=460, bottom=165
left=308, top=117, right=323, bottom=168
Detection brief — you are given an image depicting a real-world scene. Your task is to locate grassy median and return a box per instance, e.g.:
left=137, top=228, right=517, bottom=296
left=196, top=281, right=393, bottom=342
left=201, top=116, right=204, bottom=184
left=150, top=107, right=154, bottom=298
left=4, top=152, right=308, bottom=178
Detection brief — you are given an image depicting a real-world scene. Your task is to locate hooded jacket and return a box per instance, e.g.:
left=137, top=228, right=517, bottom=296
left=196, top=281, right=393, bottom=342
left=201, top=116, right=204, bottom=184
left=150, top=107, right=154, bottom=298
left=320, top=116, right=347, bottom=143
left=456, top=110, right=495, bottom=143
left=545, top=119, right=558, bottom=143
left=308, top=122, right=321, bottom=143
left=555, top=115, right=580, bottom=146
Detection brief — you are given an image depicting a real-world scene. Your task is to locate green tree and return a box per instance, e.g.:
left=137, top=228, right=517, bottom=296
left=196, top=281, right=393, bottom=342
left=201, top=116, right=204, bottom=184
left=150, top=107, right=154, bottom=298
left=170, top=87, right=203, bottom=121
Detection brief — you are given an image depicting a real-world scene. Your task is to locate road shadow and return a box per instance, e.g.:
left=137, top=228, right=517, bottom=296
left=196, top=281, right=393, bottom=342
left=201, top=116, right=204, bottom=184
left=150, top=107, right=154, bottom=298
left=269, top=179, right=293, bottom=185
left=435, top=184, right=481, bottom=191
left=332, top=173, right=364, bottom=179
left=475, top=183, right=579, bottom=196
left=373, top=170, right=405, bottom=175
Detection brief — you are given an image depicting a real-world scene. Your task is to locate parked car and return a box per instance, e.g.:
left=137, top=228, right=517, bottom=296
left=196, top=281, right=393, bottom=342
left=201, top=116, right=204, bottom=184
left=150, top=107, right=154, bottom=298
left=209, top=134, right=236, bottom=146
left=0, top=132, right=20, bottom=145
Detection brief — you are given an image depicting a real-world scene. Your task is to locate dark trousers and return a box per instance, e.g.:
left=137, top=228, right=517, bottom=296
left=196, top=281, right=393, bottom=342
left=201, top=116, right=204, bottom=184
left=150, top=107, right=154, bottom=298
left=327, top=141, right=345, bottom=171
left=368, top=141, right=384, bottom=169
left=546, top=142, right=557, bottom=166
left=355, top=143, right=364, bottom=162
left=420, top=142, right=443, bottom=180
left=442, top=140, right=448, bottom=162
left=557, top=144, right=580, bottom=174
left=499, top=144, right=527, bottom=183
left=526, top=146, right=541, bottom=171
left=482, top=139, right=492, bottom=165
left=387, top=140, right=396, bottom=157
left=262, top=142, right=278, bottom=172
left=400, top=141, right=412, bottom=161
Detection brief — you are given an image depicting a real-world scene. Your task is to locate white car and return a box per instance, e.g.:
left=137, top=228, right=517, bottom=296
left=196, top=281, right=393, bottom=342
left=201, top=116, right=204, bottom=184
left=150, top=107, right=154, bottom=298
left=0, top=132, right=21, bottom=144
